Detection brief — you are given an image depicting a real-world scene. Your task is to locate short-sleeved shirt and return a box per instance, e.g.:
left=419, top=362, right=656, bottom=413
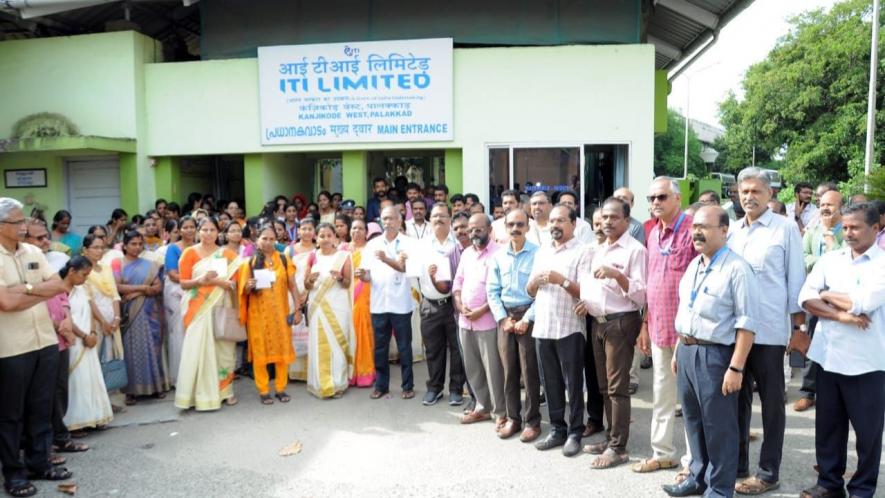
left=675, top=248, right=759, bottom=345
left=583, top=231, right=648, bottom=317
left=365, top=234, right=414, bottom=315
left=415, top=234, right=457, bottom=300
left=529, top=237, right=593, bottom=340
left=452, top=241, right=498, bottom=330
left=646, top=212, right=697, bottom=348
left=0, top=243, right=59, bottom=358
left=728, top=209, right=805, bottom=346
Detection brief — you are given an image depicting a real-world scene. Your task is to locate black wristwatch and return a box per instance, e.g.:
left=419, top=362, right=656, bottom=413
left=728, top=365, right=744, bottom=374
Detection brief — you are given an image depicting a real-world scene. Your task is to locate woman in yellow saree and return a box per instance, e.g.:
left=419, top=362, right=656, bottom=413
left=174, top=217, right=241, bottom=411
left=347, top=219, right=375, bottom=387
left=304, top=223, right=355, bottom=399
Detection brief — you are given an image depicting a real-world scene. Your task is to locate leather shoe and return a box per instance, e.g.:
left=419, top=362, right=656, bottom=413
left=562, top=434, right=582, bottom=457
left=799, top=484, right=846, bottom=498
left=534, top=432, right=566, bottom=451
left=793, top=397, right=815, bottom=412
left=583, top=421, right=604, bottom=438
left=662, top=478, right=706, bottom=497
left=519, top=425, right=541, bottom=443
left=460, top=410, right=491, bottom=424
left=495, top=416, right=507, bottom=431
left=497, top=420, right=521, bottom=439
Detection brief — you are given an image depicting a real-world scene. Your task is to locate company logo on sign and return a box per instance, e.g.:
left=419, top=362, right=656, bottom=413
left=258, top=38, right=453, bottom=145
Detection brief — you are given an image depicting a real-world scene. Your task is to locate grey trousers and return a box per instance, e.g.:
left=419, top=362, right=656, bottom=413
left=459, top=327, right=505, bottom=419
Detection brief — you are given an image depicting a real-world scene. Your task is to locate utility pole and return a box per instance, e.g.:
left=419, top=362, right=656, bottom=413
left=864, top=0, right=880, bottom=192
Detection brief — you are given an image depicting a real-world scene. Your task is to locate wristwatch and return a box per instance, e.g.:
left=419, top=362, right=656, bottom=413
left=799, top=324, right=808, bottom=333
left=729, top=365, right=744, bottom=374
left=562, top=279, right=572, bottom=290
left=24, top=283, right=33, bottom=295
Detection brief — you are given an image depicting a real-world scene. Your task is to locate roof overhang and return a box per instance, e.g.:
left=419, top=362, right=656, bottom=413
left=0, top=136, right=136, bottom=153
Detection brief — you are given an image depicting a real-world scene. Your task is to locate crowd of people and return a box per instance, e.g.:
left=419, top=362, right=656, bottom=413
left=0, top=170, right=882, bottom=498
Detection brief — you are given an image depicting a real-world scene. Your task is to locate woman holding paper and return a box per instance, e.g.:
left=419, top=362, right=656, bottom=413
left=163, top=216, right=196, bottom=386
left=284, top=218, right=316, bottom=381
left=237, top=224, right=300, bottom=404
left=174, top=217, right=241, bottom=411
left=304, top=222, right=355, bottom=398
left=112, top=231, right=168, bottom=404
left=347, top=219, right=375, bottom=387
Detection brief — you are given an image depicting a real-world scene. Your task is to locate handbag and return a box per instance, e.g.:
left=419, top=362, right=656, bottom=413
left=213, top=306, right=247, bottom=342
left=100, top=334, right=128, bottom=391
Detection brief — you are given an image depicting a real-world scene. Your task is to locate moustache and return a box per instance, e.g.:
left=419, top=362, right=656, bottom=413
left=692, top=235, right=706, bottom=243
left=820, top=210, right=832, bottom=216
left=509, top=230, right=523, bottom=237
left=550, top=228, right=563, bottom=237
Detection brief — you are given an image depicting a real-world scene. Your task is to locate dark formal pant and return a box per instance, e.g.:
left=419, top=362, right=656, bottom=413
left=497, top=308, right=541, bottom=427
left=538, top=333, right=585, bottom=437
left=583, top=316, right=604, bottom=426
left=591, top=311, right=641, bottom=452
left=371, top=312, right=414, bottom=393
left=0, top=344, right=58, bottom=482
left=798, top=315, right=820, bottom=399
left=678, top=343, right=739, bottom=498
left=737, top=344, right=786, bottom=483
left=815, top=369, right=884, bottom=498
left=52, top=348, right=70, bottom=445
left=419, top=298, right=465, bottom=394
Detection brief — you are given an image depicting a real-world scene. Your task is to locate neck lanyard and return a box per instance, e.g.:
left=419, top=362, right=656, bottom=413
left=658, top=212, right=686, bottom=256
left=689, top=246, right=729, bottom=309
left=412, top=221, right=427, bottom=239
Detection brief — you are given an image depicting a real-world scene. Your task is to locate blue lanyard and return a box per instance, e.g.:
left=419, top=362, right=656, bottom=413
left=818, top=223, right=841, bottom=255
left=689, top=246, right=729, bottom=309
left=658, top=212, right=687, bottom=256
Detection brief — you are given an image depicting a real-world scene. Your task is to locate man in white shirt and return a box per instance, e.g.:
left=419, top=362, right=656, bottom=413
left=414, top=204, right=465, bottom=406
left=785, top=181, right=818, bottom=234
left=797, top=203, right=884, bottom=498
left=492, top=189, right=522, bottom=244
left=357, top=206, right=416, bottom=400
left=527, top=191, right=553, bottom=247
left=405, top=198, right=431, bottom=241
left=555, top=190, right=592, bottom=244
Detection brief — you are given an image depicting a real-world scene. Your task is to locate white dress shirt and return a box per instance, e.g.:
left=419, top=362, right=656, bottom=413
left=786, top=202, right=819, bottom=228
left=405, top=219, right=431, bottom=241
left=799, top=244, right=885, bottom=376
left=415, top=232, right=457, bottom=299
left=365, top=233, right=415, bottom=314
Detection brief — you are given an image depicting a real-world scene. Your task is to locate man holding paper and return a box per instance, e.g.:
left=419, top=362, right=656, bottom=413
left=486, top=208, right=542, bottom=442
left=415, top=204, right=465, bottom=407
left=575, top=197, right=647, bottom=469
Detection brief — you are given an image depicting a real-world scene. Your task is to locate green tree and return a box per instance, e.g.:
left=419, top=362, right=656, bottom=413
left=654, top=108, right=707, bottom=178
left=716, top=0, right=884, bottom=187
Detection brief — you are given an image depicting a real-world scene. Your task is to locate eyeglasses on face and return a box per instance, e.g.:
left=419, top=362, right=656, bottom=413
left=0, top=219, right=26, bottom=225
left=646, top=194, right=670, bottom=203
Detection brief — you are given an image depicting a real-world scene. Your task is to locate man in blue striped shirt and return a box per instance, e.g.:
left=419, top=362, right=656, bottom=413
left=487, top=208, right=541, bottom=443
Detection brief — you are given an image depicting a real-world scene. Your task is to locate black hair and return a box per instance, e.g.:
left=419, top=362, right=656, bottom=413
left=334, top=214, right=352, bottom=242
left=842, top=203, right=880, bottom=227
left=699, top=190, right=721, bottom=203
left=251, top=224, right=277, bottom=271
left=317, top=191, right=332, bottom=202
left=556, top=190, right=579, bottom=204
left=452, top=211, right=470, bottom=224
left=430, top=203, right=451, bottom=216
left=155, top=198, right=167, bottom=208
left=372, top=176, right=388, bottom=186
left=332, top=192, right=342, bottom=200
left=500, top=189, right=519, bottom=201
left=82, top=233, right=104, bottom=251
left=553, top=203, right=577, bottom=223
left=130, top=215, right=145, bottom=226
left=464, top=193, right=480, bottom=204
left=167, top=202, right=181, bottom=214
left=51, top=210, right=72, bottom=230
left=450, top=193, right=465, bottom=204
left=186, top=192, right=202, bottom=209
left=717, top=208, right=730, bottom=228
left=793, top=181, right=814, bottom=194
left=86, top=225, right=106, bottom=236
left=406, top=182, right=421, bottom=192
left=164, top=219, right=179, bottom=233
left=108, top=208, right=128, bottom=224
left=197, top=217, right=222, bottom=245
left=145, top=209, right=158, bottom=218
left=602, top=196, right=631, bottom=218
left=434, top=184, right=449, bottom=195
left=410, top=197, right=427, bottom=209
left=870, top=199, right=885, bottom=216
left=122, top=230, right=143, bottom=247
left=179, top=215, right=197, bottom=229
left=315, top=221, right=336, bottom=237
left=59, top=255, right=92, bottom=279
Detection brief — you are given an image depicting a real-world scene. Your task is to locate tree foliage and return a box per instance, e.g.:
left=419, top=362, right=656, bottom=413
left=716, top=0, right=884, bottom=190
left=654, top=108, right=707, bottom=178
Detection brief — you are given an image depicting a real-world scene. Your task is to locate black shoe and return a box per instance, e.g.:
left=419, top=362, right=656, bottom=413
left=448, top=392, right=464, bottom=406
left=562, top=434, right=582, bottom=457
left=539, top=392, right=547, bottom=406
left=799, top=485, right=846, bottom=498
left=640, top=356, right=653, bottom=369
left=422, top=391, right=443, bottom=406
left=534, top=432, right=566, bottom=451
left=662, top=478, right=705, bottom=497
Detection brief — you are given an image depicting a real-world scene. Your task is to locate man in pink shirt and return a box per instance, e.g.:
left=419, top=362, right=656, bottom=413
left=577, top=197, right=648, bottom=469
left=453, top=213, right=504, bottom=427
left=634, top=177, right=698, bottom=477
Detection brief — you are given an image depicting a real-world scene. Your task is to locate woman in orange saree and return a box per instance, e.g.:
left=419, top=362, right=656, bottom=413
left=347, top=219, right=375, bottom=387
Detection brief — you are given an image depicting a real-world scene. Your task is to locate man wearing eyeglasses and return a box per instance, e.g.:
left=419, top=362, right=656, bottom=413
left=487, top=208, right=541, bottom=442
left=0, top=198, right=76, bottom=497
left=633, top=177, right=698, bottom=478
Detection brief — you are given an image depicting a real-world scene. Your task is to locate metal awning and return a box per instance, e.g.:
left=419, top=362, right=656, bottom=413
left=646, top=0, right=755, bottom=78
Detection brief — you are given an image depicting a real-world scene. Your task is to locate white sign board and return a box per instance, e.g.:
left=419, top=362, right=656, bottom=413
left=4, top=169, right=46, bottom=188
left=258, top=38, right=453, bottom=145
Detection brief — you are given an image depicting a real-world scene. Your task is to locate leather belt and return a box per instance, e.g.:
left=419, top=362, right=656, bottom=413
left=423, top=296, right=451, bottom=306
left=504, top=304, right=531, bottom=314
left=680, top=335, right=717, bottom=346
left=594, top=310, right=640, bottom=324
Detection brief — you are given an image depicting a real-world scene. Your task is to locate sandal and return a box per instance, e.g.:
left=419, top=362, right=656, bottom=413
left=274, top=392, right=291, bottom=403
left=260, top=394, right=274, bottom=405
left=401, top=390, right=415, bottom=399
left=590, top=448, right=629, bottom=469
left=3, top=481, right=36, bottom=498
left=124, top=395, right=137, bottom=406
left=735, top=476, right=779, bottom=495
left=49, top=455, right=66, bottom=466
left=582, top=441, right=608, bottom=455
left=674, top=466, right=691, bottom=484
left=55, top=440, right=88, bottom=453
left=28, top=466, right=72, bottom=481
left=370, top=390, right=388, bottom=399
left=631, top=457, right=676, bottom=473
left=224, top=396, right=238, bottom=406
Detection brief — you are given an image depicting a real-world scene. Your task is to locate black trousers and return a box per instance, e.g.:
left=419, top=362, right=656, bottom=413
left=52, top=348, right=70, bottom=445
left=583, top=316, right=604, bottom=426
left=0, top=345, right=58, bottom=482
left=538, top=333, right=585, bottom=437
left=815, top=369, right=884, bottom=498
left=678, top=343, right=739, bottom=497
left=798, top=315, right=820, bottom=399
left=737, top=344, right=786, bottom=483
left=419, top=299, right=465, bottom=394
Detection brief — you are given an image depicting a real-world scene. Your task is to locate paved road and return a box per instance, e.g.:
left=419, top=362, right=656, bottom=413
left=33, top=364, right=876, bottom=497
